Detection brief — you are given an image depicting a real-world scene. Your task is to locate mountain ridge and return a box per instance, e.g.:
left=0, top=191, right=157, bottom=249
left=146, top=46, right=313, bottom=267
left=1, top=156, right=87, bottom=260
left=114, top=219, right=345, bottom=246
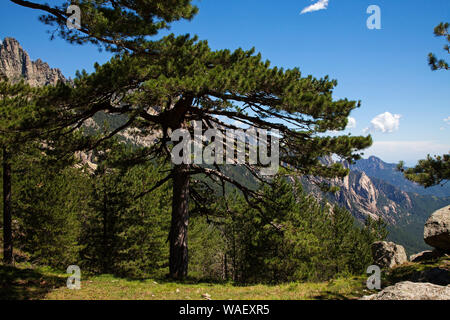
left=351, top=155, right=450, bottom=198
left=0, top=37, right=65, bottom=86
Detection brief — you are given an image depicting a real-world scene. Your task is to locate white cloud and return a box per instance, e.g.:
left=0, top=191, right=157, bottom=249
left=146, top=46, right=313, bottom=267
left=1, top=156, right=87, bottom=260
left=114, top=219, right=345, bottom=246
left=300, top=0, right=329, bottom=14
left=363, top=112, right=402, bottom=134
left=346, top=117, right=356, bottom=129
left=364, top=140, right=450, bottom=166
left=444, top=116, right=450, bottom=125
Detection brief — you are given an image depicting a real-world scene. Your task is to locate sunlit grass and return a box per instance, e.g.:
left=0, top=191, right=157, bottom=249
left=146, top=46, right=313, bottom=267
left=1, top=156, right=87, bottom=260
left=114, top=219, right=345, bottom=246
left=0, top=263, right=371, bottom=300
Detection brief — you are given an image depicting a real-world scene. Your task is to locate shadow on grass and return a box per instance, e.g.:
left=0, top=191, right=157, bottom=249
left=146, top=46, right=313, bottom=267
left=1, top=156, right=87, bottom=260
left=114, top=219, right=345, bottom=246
left=312, top=291, right=356, bottom=300
left=385, top=256, right=450, bottom=286
left=0, top=264, right=66, bottom=300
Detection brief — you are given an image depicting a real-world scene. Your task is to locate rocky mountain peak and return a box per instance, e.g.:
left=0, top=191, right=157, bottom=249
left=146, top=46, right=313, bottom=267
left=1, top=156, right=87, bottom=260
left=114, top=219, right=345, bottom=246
left=0, top=37, right=66, bottom=86
left=365, top=155, right=386, bottom=169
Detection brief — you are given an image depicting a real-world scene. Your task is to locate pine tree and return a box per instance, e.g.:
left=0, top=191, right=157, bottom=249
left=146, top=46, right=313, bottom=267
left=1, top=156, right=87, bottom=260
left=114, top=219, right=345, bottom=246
left=79, top=143, right=171, bottom=277
left=0, top=80, right=40, bottom=264
left=428, top=22, right=449, bottom=71
left=398, top=155, right=449, bottom=188
left=13, top=1, right=373, bottom=279
left=398, top=22, right=449, bottom=187
left=0, top=77, right=82, bottom=266
left=15, top=164, right=89, bottom=268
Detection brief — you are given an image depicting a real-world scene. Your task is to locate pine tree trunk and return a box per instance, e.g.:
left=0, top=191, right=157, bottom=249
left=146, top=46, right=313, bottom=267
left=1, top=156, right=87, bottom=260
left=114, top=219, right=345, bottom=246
left=2, top=147, right=12, bottom=265
left=169, top=164, right=189, bottom=279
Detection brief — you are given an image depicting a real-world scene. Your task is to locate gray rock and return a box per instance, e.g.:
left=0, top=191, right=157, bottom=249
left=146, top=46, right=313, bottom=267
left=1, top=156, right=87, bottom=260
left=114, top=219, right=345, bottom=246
left=424, top=206, right=450, bottom=252
left=0, top=37, right=66, bottom=86
left=409, top=250, right=442, bottom=263
left=361, top=281, right=450, bottom=300
left=406, top=268, right=450, bottom=286
left=371, top=241, right=408, bottom=269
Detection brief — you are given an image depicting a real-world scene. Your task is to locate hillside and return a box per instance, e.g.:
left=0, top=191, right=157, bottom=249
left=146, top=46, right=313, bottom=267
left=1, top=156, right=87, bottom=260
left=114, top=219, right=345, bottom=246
left=351, top=156, right=450, bottom=197
left=1, top=37, right=448, bottom=256
left=303, top=158, right=449, bottom=254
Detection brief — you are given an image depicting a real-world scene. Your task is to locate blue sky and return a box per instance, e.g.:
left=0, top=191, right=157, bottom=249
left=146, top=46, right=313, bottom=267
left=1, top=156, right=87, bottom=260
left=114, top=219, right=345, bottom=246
left=1, top=0, right=449, bottom=165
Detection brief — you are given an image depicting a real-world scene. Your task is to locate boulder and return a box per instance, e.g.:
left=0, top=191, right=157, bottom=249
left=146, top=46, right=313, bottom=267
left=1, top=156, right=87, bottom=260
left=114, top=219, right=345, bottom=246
left=424, top=206, right=450, bottom=252
left=406, top=268, right=450, bottom=286
left=409, top=250, right=442, bottom=263
left=371, top=241, right=408, bottom=269
left=360, top=281, right=450, bottom=300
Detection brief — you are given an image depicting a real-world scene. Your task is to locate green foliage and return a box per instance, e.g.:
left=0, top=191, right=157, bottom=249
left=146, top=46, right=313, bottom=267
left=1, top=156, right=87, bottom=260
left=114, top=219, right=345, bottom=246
left=189, top=216, right=227, bottom=281
left=398, top=154, right=450, bottom=188
left=79, top=147, right=171, bottom=278
left=396, top=22, right=449, bottom=200
left=189, top=177, right=387, bottom=284
left=14, top=165, right=89, bottom=268
left=12, top=0, right=198, bottom=52
left=428, top=22, right=449, bottom=71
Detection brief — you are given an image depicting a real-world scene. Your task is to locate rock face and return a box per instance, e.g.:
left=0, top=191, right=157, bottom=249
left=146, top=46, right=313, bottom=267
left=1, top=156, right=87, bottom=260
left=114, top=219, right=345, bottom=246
left=407, top=267, right=450, bottom=286
left=424, top=206, right=450, bottom=252
left=0, top=37, right=100, bottom=170
left=351, top=156, right=450, bottom=198
left=410, top=250, right=441, bottom=263
left=361, top=281, right=450, bottom=300
left=0, top=37, right=65, bottom=86
left=371, top=241, right=408, bottom=269
left=306, top=169, right=415, bottom=225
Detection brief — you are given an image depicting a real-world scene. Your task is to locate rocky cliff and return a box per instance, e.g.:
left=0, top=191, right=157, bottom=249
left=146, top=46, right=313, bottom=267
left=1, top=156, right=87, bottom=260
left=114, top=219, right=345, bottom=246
left=303, top=156, right=450, bottom=253
left=0, top=37, right=65, bottom=86
left=351, top=156, right=450, bottom=198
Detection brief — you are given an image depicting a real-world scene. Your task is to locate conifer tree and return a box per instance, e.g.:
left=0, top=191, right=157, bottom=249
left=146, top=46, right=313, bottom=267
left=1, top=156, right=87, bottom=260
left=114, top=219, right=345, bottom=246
left=398, top=22, right=449, bottom=187
left=428, top=22, right=449, bottom=71
left=0, top=77, right=77, bottom=265
left=0, top=79, right=40, bottom=264
left=398, top=154, right=449, bottom=188
left=13, top=1, right=373, bottom=278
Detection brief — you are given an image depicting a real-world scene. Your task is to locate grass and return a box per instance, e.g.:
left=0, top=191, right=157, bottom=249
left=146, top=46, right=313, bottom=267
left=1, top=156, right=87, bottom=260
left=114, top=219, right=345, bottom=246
left=0, top=263, right=371, bottom=300
left=384, top=255, right=450, bottom=286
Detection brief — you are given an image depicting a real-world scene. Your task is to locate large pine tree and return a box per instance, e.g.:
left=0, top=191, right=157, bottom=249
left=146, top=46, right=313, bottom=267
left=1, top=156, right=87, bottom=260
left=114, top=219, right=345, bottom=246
left=12, top=0, right=372, bottom=278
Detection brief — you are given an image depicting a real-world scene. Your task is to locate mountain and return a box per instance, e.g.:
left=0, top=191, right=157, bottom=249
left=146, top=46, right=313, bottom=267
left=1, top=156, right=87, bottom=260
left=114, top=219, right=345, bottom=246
left=0, top=37, right=152, bottom=169
left=2, top=37, right=448, bottom=255
left=351, top=156, right=450, bottom=198
left=304, top=157, right=450, bottom=254
left=0, top=37, right=65, bottom=86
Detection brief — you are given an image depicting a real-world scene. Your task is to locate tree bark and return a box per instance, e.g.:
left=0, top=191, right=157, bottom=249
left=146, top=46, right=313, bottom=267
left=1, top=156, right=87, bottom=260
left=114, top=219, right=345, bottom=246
left=169, top=164, right=190, bottom=279
left=2, top=147, right=12, bottom=265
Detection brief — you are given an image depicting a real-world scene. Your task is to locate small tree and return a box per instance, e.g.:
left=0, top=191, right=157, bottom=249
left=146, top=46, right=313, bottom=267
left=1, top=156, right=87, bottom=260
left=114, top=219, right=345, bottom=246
left=399, top=22, right=449, bottom=187
left=0, top=79, right=40, bottom=264
left=398, top=154, right=449, bottom=187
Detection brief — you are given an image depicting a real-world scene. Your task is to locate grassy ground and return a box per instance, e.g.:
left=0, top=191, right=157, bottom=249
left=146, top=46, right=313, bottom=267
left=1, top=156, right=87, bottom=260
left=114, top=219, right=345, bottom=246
left=0, top=263, right=371, bottom=300
left=384, top=255, right=450, bottom=286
